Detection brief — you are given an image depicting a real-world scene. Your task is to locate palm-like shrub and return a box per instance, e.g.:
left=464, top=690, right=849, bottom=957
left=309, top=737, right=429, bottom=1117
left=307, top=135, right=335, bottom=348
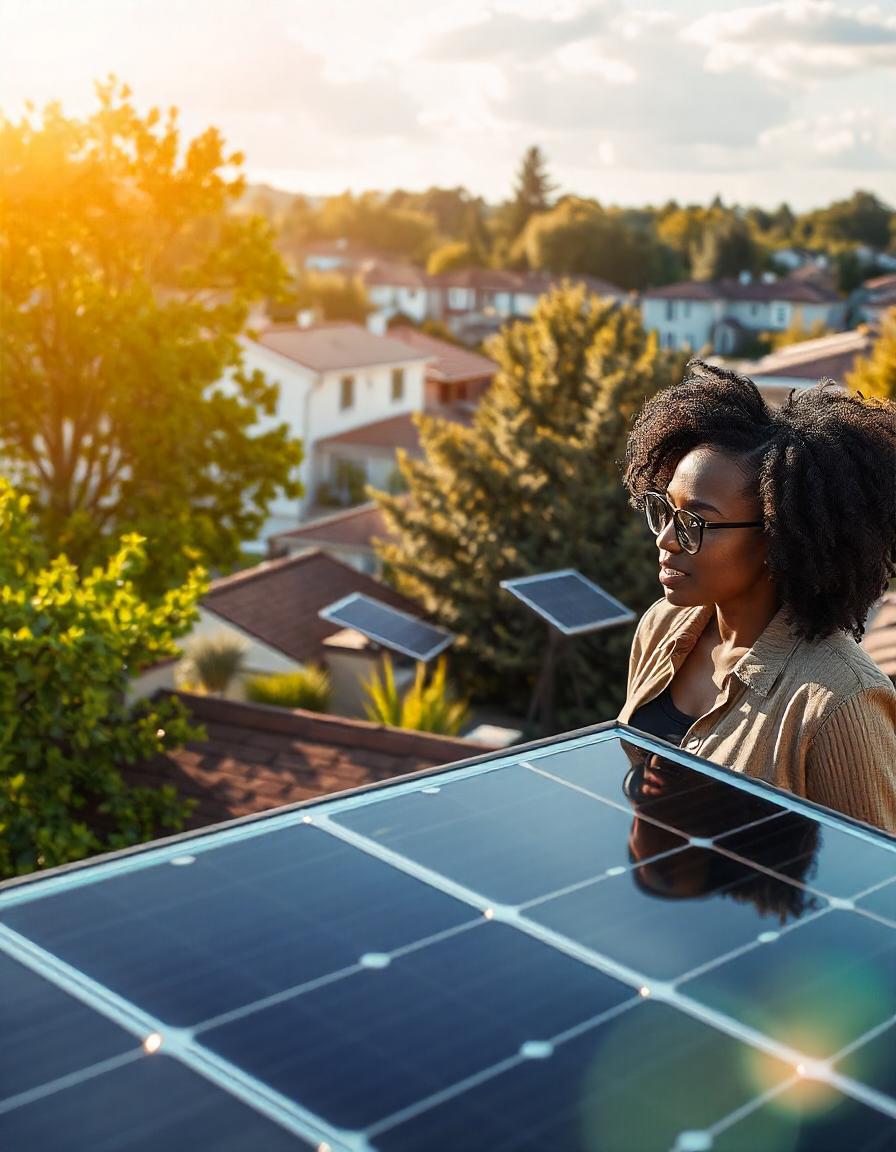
left=363, top=656, right=469, bottom=736
left=178, top=632, right=248, bottom=696
left=244, top=666, right=332, bottom=712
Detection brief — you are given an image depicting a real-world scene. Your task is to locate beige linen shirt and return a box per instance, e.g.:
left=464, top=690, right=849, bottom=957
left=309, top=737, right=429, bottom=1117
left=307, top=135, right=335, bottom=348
left=618, top=598, right=896, bottom=834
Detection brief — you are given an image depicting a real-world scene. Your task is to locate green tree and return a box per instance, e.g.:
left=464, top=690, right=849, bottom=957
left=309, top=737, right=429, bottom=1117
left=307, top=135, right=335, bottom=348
left=288, top=270, right=372, bottom=323
left=800, top=190, right=893, bottom=251
left=374, top=285, right=685, bottom=727
left=316, top=191, right=436, bottom=261
left=508, top=145, right=557, bottom=241
left=0, top=79, right=303, bottom=594
left=847, top=311, right=896, bottom=400
left=0, top=478, right=206, bottom=878
left=692, top=213, right=761, bottom=280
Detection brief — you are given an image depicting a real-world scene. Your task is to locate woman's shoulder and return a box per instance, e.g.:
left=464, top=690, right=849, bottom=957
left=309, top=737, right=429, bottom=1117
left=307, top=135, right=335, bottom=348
left=635, top=597, right=700, bottom=642
left=799, top=628, right=896, bottom=699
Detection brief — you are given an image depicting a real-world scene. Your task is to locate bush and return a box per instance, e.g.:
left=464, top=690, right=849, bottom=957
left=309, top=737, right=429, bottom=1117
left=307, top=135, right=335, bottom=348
left=363, top=656, right=469, bottom=735
left=244, top=666, right=333, bottom=712
left=178, top=632, right=248, bottom=695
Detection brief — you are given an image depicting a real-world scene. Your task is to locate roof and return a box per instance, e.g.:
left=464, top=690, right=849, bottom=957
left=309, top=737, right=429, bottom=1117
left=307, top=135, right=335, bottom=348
left=862, top=273, right=896, bottom=293
left=256, top=323, right=431, bottom=373
left=125, top=692, right=488, bottom=829
left=269, top=501, right=394, bottom=551
left=358, top=259, right=429, bottom=289
left=428, top=267, right=624, bottom=298
left=202, top=550, right=418, bottom=664
left=389, top=326, right=497, bottom=383
left=863, top=591, right=896, bottom=680
left=748, top=327, right=875, bottom=382
left=316, top=407, right=473, bottom=454
left=644, top=277, right=840, bottom=304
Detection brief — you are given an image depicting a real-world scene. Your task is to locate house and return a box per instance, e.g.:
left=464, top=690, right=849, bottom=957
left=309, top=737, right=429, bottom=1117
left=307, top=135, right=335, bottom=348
left=853, top=274, right=896, bottom=325
left=124, top=691, right=494, bottom=830
left=239, top=322, right=432, bottom=531
left=268, top=501, right=394, bottom=574
left=357, top=259, right=431, bottom=324
left=731, top=326, right=876, bottom=404
left=641, top=273, right=845, bottom=355
left=769, top=248, right=830, bottom=274
left=426, top=268, right=626, bottom=341
left=130, top=550, right=422, bottom=707
left=388, top=326, right=497, bottom=407
left=287, top=238, right=387, bottom=274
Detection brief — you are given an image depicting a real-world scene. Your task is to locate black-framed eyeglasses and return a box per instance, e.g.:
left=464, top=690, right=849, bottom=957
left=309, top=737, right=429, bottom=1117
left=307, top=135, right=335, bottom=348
left=643, top=490, right=763, bottom=555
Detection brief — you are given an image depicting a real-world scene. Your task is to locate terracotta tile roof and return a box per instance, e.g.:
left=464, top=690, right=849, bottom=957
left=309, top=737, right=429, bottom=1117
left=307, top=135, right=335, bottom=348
left=645, top=277, right=839, bottom=304
left=749, top=327, right=875, bottom=382
left=862, top=273, right=896, bottom=293
left=125, top=693, right=491, bottom=829
left=315, top=408, right=472, bottom=453
left=269, top=502, right=395, bottom=551
left=256, top=323, right=432, bottom=373
left=389, top=326, right=497, bottom=383
left=863, top=592, right=896, bottom=680
left=202, top=551, right=418, bottom=664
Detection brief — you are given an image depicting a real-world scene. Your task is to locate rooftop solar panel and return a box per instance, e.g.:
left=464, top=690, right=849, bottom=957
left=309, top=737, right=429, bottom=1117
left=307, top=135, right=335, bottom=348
left=500, top=569, right=636, bottom=635
left=319, top=592, right=454, bottom=661
left=2, top=725, right=895, bottom=1150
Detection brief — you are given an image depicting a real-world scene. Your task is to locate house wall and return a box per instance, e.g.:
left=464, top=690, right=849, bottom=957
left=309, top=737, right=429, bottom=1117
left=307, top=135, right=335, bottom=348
left=236, top=337, right=426, bottom=537
left=367, top=284, right=429, bottom=322
left=641, top=298, right=720, bottom=351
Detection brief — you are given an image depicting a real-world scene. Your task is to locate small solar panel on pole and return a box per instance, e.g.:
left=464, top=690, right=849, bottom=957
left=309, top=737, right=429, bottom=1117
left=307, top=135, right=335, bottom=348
left=500, top=570, right=635, bottom=732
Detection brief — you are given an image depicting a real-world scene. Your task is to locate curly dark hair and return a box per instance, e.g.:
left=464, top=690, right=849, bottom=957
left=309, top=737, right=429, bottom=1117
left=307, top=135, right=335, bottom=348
left=622, top=358, right=896, bottom=642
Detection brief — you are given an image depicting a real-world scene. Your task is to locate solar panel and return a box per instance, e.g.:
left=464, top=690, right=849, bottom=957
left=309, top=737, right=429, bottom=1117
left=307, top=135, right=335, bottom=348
left=2, top=724, right=896, bottom=1150
left=500, top=569, right=636, bottom=635
left=319, top=592, right=454, bottom=661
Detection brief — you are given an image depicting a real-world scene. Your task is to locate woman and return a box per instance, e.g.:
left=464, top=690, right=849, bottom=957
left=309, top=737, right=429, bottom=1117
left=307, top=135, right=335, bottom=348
left=618, top=359, right=896, bottom=833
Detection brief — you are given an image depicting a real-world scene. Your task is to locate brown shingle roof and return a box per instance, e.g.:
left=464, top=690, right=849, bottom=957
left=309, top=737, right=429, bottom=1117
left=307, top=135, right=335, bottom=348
left=388, top=326, right=497, bottom=383
left=126, top=693, right=490, bottom=829
left=203, top=551, right=418, bottom=664
left=270, top=502, right=394, bottom=550
left=257, top=323, right=432, bottom=373
left=749, top=328, right=875, bottom=383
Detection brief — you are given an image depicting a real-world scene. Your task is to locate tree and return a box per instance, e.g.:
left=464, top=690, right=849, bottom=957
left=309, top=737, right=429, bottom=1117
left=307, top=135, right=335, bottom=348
left=692, top=213, right=761, bottom=280
left=0, top=478, right=206, bottom=878
left=374, top=285, right=686, bottom=728
left=508, top=145, right=557, bottom=241
left=847, top=311, right=896, bottom=400
left=316, top=191, right=437, bottom=261
left=0, top=79, right=303, bottom=594
left=426, top=241, right=484, bottom=276
left=800, top=190, right=893, bottom=251
left=362, top=656, right=469, bottom=735
left=288, top=270, right=372, bottom=323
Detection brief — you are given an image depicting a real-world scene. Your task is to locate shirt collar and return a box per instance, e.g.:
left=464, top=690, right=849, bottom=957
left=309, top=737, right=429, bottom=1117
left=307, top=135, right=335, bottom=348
left=664, top=602, right=801, bottom=699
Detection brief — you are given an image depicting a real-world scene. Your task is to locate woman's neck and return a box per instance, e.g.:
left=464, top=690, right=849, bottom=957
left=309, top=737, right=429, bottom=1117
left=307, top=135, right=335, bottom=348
left=714, top=583, right=782, bottom=653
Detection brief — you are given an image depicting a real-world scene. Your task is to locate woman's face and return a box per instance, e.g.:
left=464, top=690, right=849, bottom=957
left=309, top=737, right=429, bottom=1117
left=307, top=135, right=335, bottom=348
left=654, top=446, right=770, bottom=611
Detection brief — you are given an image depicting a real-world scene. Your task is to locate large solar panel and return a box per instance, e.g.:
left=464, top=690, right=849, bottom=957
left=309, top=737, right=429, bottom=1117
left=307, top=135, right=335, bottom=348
left=501, top=569, right=636, bottom=635
left=319, top=592, right=454, bottom=661
left=2, top=724, right=896, bottom=1150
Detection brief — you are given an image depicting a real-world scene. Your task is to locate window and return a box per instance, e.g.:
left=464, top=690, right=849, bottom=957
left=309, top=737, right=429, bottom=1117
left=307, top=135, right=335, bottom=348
left=775, top=305, right=788, bottom=325
left=339, top=374, right=354, bottom=410
left=391, top=367, right=405, bottom=402
left=664, top=332, right=676, bottom=350
left=750, top=304, right=759, bottom=317
left=682, top=302, right=691, bottom=318
left=665, top=300, right=676, bottom=321
left=448, top=287, right=471, bottom=310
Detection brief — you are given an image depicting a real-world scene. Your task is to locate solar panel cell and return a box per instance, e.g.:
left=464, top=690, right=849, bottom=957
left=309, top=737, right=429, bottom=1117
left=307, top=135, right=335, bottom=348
left=500, top=570, right=635, bottom=635
left=319, top=593, right=453, bottom=661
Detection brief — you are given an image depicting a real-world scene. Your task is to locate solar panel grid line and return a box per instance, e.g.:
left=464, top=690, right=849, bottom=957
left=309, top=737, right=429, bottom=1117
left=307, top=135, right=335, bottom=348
left=0, top=1051, right=142, bottom=1119
left=318, top=592, right=454, bottom=662
left=364, top=995, right=641, bottom=1141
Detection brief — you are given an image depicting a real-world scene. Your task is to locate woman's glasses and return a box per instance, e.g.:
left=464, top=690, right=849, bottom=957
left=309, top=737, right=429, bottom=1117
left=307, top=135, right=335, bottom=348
left=644, top=490, right=763, bottom=555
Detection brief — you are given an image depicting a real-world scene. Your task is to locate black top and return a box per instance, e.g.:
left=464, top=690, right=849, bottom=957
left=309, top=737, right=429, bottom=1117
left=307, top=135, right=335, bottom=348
left=628, top=684, right=697, bottom=747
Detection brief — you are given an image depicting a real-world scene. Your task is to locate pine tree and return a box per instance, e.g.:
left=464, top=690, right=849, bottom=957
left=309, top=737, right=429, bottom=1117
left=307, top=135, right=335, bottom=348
left=374, top=285, right=685, bottom=729
left=509, top=145, right=557, bottom=241
left=847, top=311, right=896, bottom=400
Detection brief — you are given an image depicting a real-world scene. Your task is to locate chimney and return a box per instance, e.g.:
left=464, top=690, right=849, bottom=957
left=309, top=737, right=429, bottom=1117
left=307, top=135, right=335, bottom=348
left=738, top=270, right=752, bottom=285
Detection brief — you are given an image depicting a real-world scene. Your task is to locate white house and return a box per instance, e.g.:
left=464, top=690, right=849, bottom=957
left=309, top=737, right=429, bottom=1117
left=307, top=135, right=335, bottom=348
left=357, top=259, right=431, bottom=324
left=853, top=274, right=896, bottom=324
left=641, top=274, right=845, bottom=355
left=238, top=322, right=431, bottom=538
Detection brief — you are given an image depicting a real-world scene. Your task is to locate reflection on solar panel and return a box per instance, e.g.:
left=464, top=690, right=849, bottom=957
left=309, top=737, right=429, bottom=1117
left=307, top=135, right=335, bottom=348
left=2, top=725, right=896, bottom=1150
left=319, top=592, right=454, bottom=661
left=500, top=570, right=635, bottom=635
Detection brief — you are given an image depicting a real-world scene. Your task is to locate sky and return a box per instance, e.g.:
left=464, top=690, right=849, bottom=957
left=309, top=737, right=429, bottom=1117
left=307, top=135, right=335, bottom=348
left=2, top=0, right=896, bottom=210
